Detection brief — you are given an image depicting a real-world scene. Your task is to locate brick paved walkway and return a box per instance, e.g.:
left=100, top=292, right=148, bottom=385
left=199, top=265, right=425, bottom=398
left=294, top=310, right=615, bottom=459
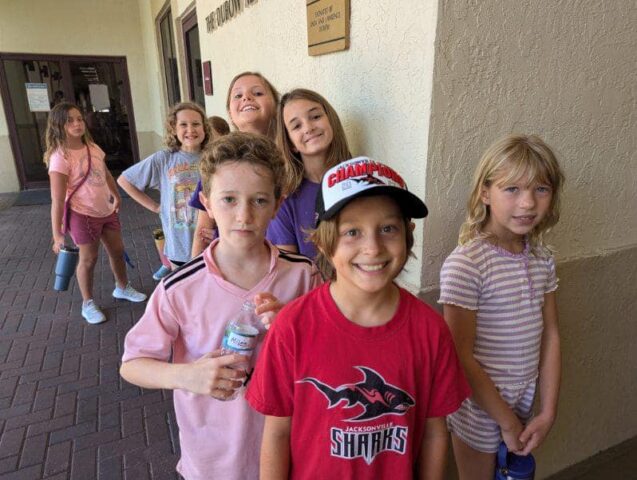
left=0, top=198, right=181, bottom=479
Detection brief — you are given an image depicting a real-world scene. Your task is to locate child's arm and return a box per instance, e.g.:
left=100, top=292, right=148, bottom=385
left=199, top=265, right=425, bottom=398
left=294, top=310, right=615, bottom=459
left=191, top=210, right=215, bottom=257
left=49, top=172, right=67, bottom=254
left=105, top=170, right=121, bottom=212
left=260, top=415, right=291, bottom=480
left=117, top=175, right=160, bottom=214
left=519, top=291, right=560, bottom=454
left=444, top=304, right=525, bottom=452
left=416, top=417, right=448, bottom=480
left=120, top=350, right=248, bottom=399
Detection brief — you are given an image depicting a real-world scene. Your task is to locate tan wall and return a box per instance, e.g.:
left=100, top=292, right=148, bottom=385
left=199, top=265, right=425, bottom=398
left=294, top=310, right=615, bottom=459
left=424, top=0, right=637, bottom=476
left=194, top=0, right=439, bottom=289
left=0, top=0, right=166, bottom=191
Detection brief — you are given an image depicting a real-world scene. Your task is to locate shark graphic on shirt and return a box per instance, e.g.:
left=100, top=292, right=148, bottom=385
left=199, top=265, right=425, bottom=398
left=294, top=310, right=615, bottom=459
left=298, top=366, right=415, bottom=422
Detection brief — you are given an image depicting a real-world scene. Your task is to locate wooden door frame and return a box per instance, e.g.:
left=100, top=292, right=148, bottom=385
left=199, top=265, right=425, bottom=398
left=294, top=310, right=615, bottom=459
left=0, top=52, right=140, bottom=190
left=181, top=10, right=199, bottom=103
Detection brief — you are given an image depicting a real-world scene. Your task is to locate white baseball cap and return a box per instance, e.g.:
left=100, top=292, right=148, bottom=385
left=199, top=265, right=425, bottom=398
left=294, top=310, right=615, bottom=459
left=315, top=156, right=428, bottom=223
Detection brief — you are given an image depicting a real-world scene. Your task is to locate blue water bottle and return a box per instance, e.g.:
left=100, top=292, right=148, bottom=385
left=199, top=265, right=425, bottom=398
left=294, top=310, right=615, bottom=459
left=53, top=246, right=79, bottom=291
left=495, top=442, right=535, bottom=480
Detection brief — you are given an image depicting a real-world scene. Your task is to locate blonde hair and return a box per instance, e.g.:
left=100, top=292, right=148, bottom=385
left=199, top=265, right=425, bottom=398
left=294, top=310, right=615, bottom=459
left=225, top=71, right=280, bottom=139
left=43, top=102, right=94, bottom=165
left=459, top=134, right=565, bottom=248
left=276, top=89, right=352, bottom=196
left=199, top=131, right=285, bottom=200
left=164, top=102, right=211, bottom=152
left=309, top=210, right=415, bottom=281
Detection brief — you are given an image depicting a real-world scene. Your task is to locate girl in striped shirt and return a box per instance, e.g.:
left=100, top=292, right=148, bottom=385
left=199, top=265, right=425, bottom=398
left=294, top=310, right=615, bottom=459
left=439, top=134, right=565, bottom=479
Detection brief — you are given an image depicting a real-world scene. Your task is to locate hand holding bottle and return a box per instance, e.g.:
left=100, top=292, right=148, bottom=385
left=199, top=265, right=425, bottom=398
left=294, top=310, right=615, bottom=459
left=181, top=349, right=249, bottom=400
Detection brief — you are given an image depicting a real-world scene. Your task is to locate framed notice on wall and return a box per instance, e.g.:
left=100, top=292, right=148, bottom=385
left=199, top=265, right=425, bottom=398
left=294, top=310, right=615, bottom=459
left=306, top=0, right=350, bottom=56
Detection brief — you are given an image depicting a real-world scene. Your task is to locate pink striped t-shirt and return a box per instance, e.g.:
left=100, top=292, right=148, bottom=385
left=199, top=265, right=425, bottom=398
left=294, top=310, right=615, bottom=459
left=439, top=239, right=558, bottom=385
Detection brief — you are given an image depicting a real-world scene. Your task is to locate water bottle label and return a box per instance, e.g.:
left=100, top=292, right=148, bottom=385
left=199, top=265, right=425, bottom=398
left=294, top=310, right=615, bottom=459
left=222, top=325, right=259, bottom=354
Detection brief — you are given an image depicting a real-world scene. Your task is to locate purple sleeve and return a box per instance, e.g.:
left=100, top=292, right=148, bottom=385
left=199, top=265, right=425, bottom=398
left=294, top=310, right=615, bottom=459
left=188, top=179, right=205, bottom=211
left=267, top=198, right=298, bottom=247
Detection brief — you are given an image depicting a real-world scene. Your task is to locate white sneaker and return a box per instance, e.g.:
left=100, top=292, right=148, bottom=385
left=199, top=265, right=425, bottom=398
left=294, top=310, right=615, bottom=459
left=82, top=300, right=107, bottom=325
left=112, top=283, right=147, bottom=303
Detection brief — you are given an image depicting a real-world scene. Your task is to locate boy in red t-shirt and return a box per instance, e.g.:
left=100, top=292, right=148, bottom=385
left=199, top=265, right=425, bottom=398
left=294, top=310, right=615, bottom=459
left=247, top=157, right=471, bottom=479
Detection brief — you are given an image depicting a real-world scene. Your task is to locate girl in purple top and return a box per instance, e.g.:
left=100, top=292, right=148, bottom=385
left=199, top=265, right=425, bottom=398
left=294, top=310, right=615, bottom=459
left=439, top=134, right=565, bottom=479
left=268, top=89, right=351, bottom=259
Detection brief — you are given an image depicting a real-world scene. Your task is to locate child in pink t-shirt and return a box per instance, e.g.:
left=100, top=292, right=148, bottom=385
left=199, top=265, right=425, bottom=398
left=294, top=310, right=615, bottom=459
left=45, top=103, right=146, bottom=325
left=120, top=132, right=321, bottom=480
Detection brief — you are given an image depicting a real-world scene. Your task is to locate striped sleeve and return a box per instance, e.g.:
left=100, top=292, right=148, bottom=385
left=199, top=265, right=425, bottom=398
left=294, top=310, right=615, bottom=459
left=438, top=250, right=481, bottom=310
left=545, top=254, right=558, bottom=293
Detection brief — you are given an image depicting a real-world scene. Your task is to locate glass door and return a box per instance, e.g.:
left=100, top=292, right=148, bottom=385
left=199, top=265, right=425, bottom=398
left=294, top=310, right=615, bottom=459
left=0, top=54, right=139, bottom=189
left=69, top=60, right=134, bottom=171
left=0, top=59, right=68, bottom=186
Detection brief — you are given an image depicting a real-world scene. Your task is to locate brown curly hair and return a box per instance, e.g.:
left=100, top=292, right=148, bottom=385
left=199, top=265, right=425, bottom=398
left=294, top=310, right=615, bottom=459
left=199, top=131, right=285, bottom=200
left=164, top=102, right=211, bottom=152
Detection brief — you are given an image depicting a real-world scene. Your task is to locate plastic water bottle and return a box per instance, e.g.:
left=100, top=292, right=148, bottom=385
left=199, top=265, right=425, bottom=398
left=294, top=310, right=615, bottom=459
left=220, top=301, right=260, bottom=398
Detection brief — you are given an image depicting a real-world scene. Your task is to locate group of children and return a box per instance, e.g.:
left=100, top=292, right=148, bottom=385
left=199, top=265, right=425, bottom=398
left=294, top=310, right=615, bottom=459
left=45, top=70, right=565, bottom=479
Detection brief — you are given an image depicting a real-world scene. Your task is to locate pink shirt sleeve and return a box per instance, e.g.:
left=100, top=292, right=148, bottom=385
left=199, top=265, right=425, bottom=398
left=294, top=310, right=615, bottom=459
left=122, top=285, right=180, bottom=363
left=48, top=149, right=69, bottom=176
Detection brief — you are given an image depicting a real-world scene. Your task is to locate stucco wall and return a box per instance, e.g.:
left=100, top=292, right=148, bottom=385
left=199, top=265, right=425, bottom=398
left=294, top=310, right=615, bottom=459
left=0, top=0, right=165, bottom=191
left=194, top=0, right=439, bottom=289
left=425, top=0, right=637, bottom=476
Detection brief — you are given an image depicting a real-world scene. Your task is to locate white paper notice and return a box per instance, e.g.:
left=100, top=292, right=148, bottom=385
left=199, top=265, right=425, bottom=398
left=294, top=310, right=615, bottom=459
left=89, top=84, right=110, bottom=111
left=26, top=83, right=50, bottom=112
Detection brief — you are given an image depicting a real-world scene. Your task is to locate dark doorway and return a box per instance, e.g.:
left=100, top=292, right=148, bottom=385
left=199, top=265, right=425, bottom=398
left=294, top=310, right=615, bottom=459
left=158, top=7, right=181, bottom=107
left=0, top=53, right=139, bottom=190
left=182, top=11, right=205, bottom=107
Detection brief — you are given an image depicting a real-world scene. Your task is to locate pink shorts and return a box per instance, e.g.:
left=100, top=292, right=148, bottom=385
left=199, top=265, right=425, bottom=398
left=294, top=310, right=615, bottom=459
left=68, top=210, right=121, bottom=245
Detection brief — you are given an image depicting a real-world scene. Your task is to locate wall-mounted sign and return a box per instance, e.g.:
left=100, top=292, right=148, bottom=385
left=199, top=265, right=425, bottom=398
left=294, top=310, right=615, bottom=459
left=25, top=83, right=50, bottom=112
left=307, top=0, right=350, bottom=56
left=206, top=0, right=259, bottom=33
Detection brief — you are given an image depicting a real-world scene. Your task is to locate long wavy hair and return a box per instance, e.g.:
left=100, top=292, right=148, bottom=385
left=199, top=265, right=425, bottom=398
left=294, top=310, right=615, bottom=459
left=225, top=71, right=280, bottom=139
left=164, top=102, right=211, bottom=152
left=276, top=88, right=352, bottom=196
left=43, top=102, right=94, bottom=165
left=459, top=134, right=565, bottom=249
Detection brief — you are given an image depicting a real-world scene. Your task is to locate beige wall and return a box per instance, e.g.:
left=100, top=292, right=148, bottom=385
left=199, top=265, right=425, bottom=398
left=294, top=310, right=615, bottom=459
left=195, top=0, right=439, bottom=289
left=424, top=0, right=637, bottom=476
left=0, top=0, right=166, bottom=192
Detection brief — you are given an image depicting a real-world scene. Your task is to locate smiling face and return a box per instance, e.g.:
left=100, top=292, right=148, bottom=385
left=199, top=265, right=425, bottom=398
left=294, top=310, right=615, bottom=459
left=200, top=161, right=280, bottom=252
left=228, top=75, right=276, bottom=135
left=330, top=195, right=409, bottom=299
left=283, top=98, right=334, bottom=163
left=64, top=108, right=86, bottom=143
left=481, top=174, right=553, bottom=246
left=173, top=109, right=205, bottom=153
